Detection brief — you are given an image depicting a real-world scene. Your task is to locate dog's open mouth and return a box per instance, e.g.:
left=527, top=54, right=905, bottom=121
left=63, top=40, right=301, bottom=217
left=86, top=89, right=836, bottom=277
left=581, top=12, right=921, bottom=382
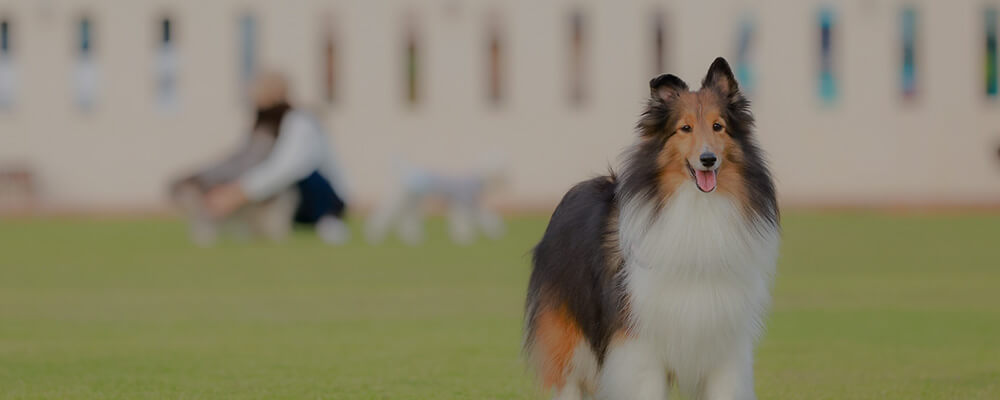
left=687, top=163, right=718, bottom=193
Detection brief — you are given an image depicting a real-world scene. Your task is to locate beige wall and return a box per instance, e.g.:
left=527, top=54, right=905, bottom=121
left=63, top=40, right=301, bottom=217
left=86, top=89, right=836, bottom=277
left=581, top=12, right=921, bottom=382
left=0, top=0, right=998, bottom=211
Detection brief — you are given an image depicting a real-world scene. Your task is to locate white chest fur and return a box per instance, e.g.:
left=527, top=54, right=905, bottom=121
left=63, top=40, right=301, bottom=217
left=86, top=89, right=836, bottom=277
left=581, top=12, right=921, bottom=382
left=617, top=184, right=780, bottom=388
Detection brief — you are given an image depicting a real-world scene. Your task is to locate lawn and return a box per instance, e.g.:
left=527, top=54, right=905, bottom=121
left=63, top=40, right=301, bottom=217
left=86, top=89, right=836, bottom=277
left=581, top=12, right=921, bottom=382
left=0, top=212, right=998, bottom=399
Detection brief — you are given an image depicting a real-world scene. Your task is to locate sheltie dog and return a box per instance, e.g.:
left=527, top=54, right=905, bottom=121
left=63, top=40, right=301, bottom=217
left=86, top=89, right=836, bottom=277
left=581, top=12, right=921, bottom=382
left=524, top=58, right=779, bottom=400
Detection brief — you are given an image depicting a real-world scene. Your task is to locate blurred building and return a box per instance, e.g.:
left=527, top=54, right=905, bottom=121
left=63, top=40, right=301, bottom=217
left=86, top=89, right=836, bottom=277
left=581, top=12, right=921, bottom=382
left=0, top=0, right=998, bottom=212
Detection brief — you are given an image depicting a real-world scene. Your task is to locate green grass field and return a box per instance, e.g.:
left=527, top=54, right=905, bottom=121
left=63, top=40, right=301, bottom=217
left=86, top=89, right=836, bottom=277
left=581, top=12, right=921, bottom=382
left=1, top=213, right=998, bottom=399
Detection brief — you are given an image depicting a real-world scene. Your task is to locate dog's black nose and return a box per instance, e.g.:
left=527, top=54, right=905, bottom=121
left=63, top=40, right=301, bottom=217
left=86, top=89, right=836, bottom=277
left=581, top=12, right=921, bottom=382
left=700, top=152, right=717, bottom=168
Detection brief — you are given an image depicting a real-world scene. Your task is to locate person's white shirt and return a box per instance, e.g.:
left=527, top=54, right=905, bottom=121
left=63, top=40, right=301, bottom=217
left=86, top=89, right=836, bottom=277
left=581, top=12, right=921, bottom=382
left=239, top=110, right=347, bottom=202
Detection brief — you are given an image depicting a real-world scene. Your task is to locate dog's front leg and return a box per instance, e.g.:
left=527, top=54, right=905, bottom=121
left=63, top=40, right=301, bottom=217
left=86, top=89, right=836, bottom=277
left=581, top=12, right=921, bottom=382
left=700, top=341, right=755, bottom=400
left=598, top=339, right=667, bottom=400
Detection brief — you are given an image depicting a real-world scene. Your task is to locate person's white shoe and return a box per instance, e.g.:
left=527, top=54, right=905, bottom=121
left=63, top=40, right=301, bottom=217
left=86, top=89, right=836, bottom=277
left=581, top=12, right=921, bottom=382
left=316, top=216, right=350, bottom=245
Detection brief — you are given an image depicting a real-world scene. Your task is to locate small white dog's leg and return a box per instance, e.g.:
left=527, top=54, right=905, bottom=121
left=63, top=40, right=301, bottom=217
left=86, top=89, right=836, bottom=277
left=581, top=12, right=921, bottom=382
left=598, top=339, right=668, bottom=400
left=447, top=203, right=475, bottom=244
left=396, top=193, right=426, bottom=245
left=364, top=189, right=407, bottom=243
left=700, top=342, right=755, bottom=400
left=475, top=206, right=505, bottom=239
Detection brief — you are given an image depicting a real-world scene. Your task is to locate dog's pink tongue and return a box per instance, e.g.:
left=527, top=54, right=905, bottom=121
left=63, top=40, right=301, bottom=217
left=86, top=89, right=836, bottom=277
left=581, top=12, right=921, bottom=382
left=695, top=170, right=717, bottom=192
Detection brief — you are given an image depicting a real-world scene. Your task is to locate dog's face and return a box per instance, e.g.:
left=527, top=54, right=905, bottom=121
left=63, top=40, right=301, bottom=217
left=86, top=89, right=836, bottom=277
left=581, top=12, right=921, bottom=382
left=642, top=58, right=752, bottom=199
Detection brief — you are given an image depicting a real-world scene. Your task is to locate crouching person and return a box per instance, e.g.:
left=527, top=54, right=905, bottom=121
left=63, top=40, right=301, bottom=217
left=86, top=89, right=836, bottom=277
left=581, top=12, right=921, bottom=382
left=170, top=71, right=349, bottom=245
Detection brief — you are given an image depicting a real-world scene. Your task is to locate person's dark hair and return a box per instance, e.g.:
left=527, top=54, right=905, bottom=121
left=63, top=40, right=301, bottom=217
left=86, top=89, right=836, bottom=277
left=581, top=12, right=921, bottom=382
left=253, top=102, right=292, bottom=136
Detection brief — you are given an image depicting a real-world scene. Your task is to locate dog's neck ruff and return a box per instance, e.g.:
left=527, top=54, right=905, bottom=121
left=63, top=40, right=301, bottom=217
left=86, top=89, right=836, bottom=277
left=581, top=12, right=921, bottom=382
left=618, top=182, right=778, bottom=280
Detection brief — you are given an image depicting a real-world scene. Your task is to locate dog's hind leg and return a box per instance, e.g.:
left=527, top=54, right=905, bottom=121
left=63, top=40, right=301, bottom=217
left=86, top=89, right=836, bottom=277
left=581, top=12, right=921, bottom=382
left=171, top=182, right=218, bottom=246
left=248, top=190, right=298, bottom=241
left=528, top=306, right=598, bottom=400
left=553, top=382, right=583, bottom=400
left=557, top=341, right=599, bottom=400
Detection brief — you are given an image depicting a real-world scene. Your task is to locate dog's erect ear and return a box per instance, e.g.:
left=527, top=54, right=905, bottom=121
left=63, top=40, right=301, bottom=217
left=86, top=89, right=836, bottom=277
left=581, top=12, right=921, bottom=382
left=701, top=57, right=739, bottom=97
left=649, top=74, right=688, bottom=101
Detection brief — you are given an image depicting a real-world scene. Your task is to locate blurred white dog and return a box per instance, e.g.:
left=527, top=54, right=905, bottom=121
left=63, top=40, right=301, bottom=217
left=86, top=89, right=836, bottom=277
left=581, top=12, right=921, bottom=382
left=365, top=161, right=505, bottom=245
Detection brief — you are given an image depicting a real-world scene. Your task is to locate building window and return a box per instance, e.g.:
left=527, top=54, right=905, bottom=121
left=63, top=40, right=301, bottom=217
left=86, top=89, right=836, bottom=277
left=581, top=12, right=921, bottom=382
left=322, top=18, right=338, bottom=105
left=651, top=10, right=667, bottom=76
left=404, top=16, right=420, bottom=106
left=734, top=13, right=756, bottom=96
left=74, top=16, right=98, bottom=111
left=986, top=7, right=998, bottom=98
left=486, top=13, right=504, bottom=105
left=568, top=9, right=587, bottom=107
left=817, top=7, right=838, bottom=104
left=0, top=19, right=8, bottom=55
left=156, top=16, right=178, bottom=110
left=900, top=6, right=918, bottom=100
left=0, top=18, right=15, bottom=109
left=79, top=17, right=92, bottom=56
left=239, top=13, right=257, bottom=101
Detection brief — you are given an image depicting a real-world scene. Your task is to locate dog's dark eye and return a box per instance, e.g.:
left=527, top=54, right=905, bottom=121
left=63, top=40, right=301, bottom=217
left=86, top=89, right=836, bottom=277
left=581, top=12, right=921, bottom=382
left=713, top=123, right=724, bottom=132
left=680, top=125, right=693, bottom=133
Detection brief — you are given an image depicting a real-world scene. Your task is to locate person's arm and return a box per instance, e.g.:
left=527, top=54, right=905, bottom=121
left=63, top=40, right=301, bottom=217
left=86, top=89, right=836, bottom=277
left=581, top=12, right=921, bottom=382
left=238, top=113, right=323, bottom=202
left=193, top=132, right=275, bottom=189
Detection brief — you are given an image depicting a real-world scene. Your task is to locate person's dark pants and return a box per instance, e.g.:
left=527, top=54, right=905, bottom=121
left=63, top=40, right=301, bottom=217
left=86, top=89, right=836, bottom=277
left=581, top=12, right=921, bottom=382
left=293, top=171, right=346, bottom=224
